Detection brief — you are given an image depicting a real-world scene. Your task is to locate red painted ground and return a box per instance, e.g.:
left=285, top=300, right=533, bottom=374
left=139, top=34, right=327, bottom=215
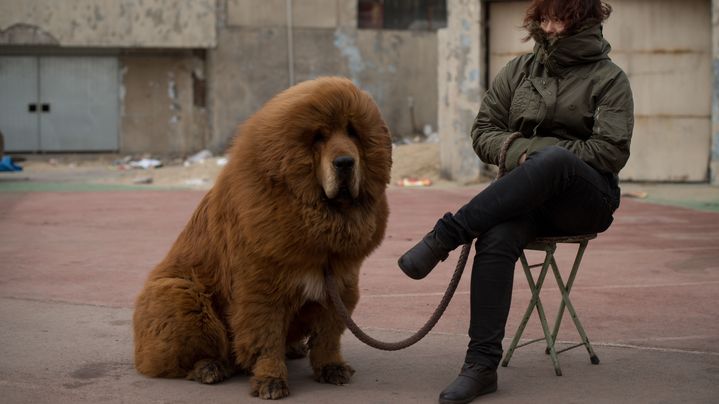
left=0, top=187, right=717, bottom=403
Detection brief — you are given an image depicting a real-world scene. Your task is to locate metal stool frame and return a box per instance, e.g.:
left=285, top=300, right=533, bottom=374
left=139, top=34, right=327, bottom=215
left=501, top=234, right=600, bottom=376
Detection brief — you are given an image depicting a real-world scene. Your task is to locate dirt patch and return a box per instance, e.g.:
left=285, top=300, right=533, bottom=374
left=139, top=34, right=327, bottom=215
left=9, top=143, right=463, bottom=190
left=391, top=142, right=444, bottom=186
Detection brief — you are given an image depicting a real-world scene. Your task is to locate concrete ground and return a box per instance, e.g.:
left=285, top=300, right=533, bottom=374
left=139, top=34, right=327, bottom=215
left=1, top=178, right=718, bottom=403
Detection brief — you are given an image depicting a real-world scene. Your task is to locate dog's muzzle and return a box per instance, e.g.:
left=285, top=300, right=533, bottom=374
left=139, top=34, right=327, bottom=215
left=333, top=156, right=355, bottom=180
left=323, top=155, right=360, bottom=201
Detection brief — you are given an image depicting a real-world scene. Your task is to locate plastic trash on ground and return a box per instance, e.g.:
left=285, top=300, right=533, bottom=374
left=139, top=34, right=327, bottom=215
left=0, top=156, right=23, bottom=172
left=397, top=177, right=432, bottom=187
left=129, top=158, right=163, bottom=169
left=184, top=149, right=213, bottom=166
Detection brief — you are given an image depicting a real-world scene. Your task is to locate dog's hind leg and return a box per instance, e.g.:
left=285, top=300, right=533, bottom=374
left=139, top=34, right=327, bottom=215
left=133, top=277, right=231, bottom=384
left=186, top=358, right=234, bottom=384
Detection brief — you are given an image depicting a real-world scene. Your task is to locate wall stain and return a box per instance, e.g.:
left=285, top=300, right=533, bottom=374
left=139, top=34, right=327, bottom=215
left=0, top=23, right=59, bottom=45
left=333, top=28, right=365, bottom=86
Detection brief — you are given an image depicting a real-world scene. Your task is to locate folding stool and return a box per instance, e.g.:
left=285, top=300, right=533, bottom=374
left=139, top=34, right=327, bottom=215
left=501, top=234, right=600, bottom=376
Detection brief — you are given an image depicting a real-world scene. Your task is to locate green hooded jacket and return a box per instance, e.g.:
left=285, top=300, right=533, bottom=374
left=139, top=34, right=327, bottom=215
left=471, top=23, right=634, bottom=175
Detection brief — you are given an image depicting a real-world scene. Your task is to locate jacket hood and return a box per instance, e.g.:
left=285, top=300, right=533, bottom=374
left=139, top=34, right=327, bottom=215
left=530, top=22, right=611, bottom=76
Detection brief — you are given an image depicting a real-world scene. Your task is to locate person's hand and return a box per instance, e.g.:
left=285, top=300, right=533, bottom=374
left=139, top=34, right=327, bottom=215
left=518, top=152, right=527, bottom=165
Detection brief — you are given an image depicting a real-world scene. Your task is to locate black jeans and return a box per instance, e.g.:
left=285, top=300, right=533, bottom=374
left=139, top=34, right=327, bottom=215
left=433, top=146, right=619, bottom=369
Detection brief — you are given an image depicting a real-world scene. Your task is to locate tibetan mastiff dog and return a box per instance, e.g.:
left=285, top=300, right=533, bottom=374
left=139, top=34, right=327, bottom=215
left=133, top=77, right=392, bottom=399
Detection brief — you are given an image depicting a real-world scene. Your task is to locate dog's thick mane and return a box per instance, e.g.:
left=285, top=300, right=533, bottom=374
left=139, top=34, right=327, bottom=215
left=207, top=77, right=391, bottom=264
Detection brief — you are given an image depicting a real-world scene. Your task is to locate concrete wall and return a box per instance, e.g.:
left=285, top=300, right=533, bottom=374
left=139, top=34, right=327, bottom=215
left=475, top=0, right=713, bottom=182
left=227, top=0, right=343, bottom=28
left=120, top=52, right=207, bottom=155
left=0, top=0, right=216, bottom=48
left=607, top=0, right=711, bottom=182
left=487, top=1, right=532, bottom=80
left=0, top=0, right=442, bottom=157
left=207, top=0, right=439, bottom=150
left=0, top=0, right=215, bottom=155
left=437, top=0, right=483, bottom=183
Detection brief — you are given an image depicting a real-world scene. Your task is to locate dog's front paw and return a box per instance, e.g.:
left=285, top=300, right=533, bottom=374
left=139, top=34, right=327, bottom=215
left=314, top=363, right=355, bottom=385
left=250, top=376, right=290, bottom=400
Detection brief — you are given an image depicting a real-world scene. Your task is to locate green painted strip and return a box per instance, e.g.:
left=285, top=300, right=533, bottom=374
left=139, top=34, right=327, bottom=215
left=640, top=197, right=719, bottom=213
left=0, top=181, right=188, bottom=193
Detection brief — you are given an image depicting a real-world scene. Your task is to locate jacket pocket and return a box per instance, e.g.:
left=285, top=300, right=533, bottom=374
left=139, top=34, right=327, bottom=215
left=509, top=78, right=541, bottom=133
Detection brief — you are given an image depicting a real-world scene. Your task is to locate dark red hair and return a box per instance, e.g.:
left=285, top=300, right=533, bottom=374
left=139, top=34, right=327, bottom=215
left=523, top=0, right=612, bottom=34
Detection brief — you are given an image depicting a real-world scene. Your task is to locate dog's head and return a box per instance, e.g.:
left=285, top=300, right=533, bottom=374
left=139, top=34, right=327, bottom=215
left=313, top=122, right=362, bottom=203
left=236, top=77, right=392, bottom=208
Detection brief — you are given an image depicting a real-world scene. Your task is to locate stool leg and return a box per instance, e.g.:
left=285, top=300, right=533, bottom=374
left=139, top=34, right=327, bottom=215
left=535, top=251, right=563, bottom=376
left=545, top=241, right=588, bottom=353
left=544, top=259, right=569, bottom=355
left=501, top=252, right=534, bottom=368
left=550, top=241, right=599, bottom=365
left=503, top=250, right=562, bottom=376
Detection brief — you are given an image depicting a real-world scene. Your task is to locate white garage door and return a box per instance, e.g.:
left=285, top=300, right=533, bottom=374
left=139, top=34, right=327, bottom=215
left=486, top=0, right=711, bottom=181
left=0, top=56, right=119, bottom=152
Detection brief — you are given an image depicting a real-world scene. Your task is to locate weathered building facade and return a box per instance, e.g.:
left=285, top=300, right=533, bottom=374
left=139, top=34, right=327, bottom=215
left=0, top=0, right=215, bottom=155
left=440, top=0, right=719, bottom=184
left=1, top=0, right=718, bottom=183
left=0, top=0, right=441, bottom=155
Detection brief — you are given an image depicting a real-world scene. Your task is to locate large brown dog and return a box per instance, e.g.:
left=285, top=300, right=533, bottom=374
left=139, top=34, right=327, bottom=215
left=133, top=77, right=392, bottom=399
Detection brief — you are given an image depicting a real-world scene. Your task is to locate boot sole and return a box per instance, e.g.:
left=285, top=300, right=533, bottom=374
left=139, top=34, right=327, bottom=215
left=397, top=257, right=426, bottom=280
left=438, top=382, right=497, bottom=404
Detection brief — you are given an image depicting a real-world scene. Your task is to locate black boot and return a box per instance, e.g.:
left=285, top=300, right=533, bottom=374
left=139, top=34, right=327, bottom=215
left=397, top=231, right=451, bottom=280
left=438, top=363, right=497, bottom=404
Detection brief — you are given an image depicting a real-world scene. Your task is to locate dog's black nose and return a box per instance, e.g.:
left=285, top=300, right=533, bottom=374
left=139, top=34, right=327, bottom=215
left=333, top=156, right=355, bottom=170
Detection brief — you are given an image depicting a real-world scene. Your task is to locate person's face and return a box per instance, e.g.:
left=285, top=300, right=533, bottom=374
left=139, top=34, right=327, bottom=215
left=540, top=17, right=566, bottom=36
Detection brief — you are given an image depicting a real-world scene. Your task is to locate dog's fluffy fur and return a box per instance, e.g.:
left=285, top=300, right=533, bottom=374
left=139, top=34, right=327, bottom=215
left=133, top=77, right=392, bottom=399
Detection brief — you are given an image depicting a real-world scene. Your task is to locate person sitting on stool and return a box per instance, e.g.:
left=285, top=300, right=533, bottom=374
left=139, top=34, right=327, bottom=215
left=398, top=1, right=633, bottom=403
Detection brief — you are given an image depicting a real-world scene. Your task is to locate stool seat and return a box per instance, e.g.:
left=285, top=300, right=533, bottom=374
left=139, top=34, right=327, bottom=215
left=526, top=234, right=596, bottom=251
left=502, top=234, right=599, bottom=376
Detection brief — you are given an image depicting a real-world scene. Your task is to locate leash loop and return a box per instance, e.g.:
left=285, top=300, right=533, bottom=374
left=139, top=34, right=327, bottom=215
left=325, top=132, right=523, bottom=350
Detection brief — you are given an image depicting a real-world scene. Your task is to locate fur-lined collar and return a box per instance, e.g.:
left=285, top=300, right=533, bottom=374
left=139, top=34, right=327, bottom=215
left=529, top=21, right=611, bottom=76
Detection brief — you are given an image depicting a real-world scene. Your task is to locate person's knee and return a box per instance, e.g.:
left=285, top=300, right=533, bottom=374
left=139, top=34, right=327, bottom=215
left=528, top=145, right=576, bottom=171
left=474, top=221, right=531, bottom=258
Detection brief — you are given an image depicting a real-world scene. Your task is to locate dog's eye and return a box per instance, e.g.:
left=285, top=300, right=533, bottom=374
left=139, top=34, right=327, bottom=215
left=347, top=123, right=359, bottom=139
left=312, top=132, right=325, bottom=144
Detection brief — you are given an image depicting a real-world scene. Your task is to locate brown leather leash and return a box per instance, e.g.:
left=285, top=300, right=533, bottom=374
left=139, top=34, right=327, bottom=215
left=323, top=132, right=523, bottom=351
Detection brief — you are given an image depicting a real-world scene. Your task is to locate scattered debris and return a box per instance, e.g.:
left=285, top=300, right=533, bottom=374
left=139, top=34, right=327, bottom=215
left=185, top=149, right=213, bottom=166
left=622, top=191, right=648, bottom=199
left=397, top=177, right=432, bottom=187
left=114, top=155, right=133, bottom=165
left=132, top=176, right=154, bottom=184
left=184, top=178, right=210, bottom=186
left=425, top=133, right=440, bottom=143
left=112, top=155, right=164, bottom=170
left=422, top=124, right=440, bottom=143
left=128, top=158, right=163, bottom=170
